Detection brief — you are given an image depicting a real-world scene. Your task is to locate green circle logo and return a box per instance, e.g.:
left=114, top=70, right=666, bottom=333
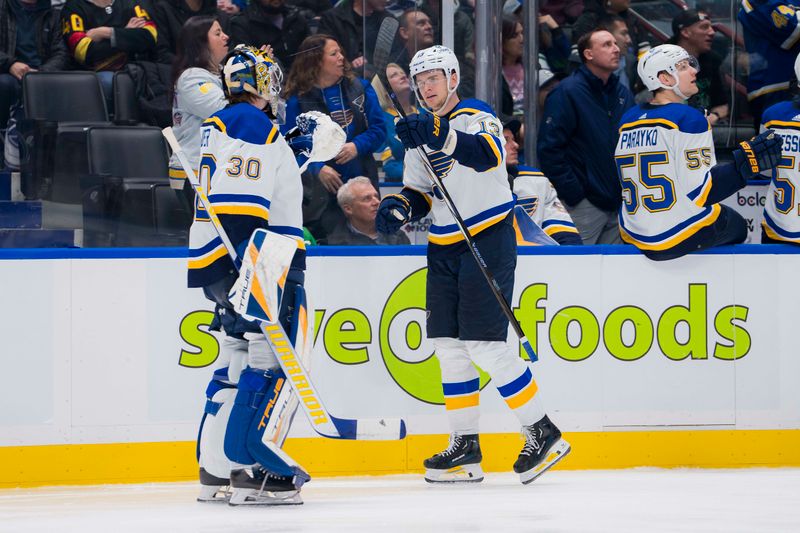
left=379, top=268, right=489, bottom=404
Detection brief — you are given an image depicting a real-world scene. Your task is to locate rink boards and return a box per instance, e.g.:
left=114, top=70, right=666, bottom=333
left=1, top=245, right=800, bottom=487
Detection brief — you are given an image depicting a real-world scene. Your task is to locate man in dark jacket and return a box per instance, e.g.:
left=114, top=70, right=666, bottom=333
left=317, top=0, right=390, bottom=77
left=152, top=0, right=224, bottom=65
left=0, top=0, right=67, bottom=165
left=229, top=0, right=309, bottom=70
left=537, top=29, right=634, bottom=244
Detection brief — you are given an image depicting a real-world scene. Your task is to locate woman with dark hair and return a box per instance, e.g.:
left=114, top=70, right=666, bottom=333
left=168, top=15, right=229, bottom=190
left=281, top=34, right=386, bottom=241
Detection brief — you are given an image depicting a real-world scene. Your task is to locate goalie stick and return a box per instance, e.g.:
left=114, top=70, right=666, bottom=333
left=163, top=126, right=407, bottom=440
left=372, top=19, right=539, bottom=362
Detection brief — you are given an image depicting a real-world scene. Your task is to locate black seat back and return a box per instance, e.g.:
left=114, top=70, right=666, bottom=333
left=23, top=71, right=108, bottom=122
left=87, top=126, right=169, bottom=178
left=113, top=71, right=140, bottom=125
left=85, top=126, right=189, bottom=246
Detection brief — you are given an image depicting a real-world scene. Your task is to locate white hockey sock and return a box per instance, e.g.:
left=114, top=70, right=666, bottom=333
left=466, top=340, right=546, bottom=426
left=435, top=338, right=480, bottom=435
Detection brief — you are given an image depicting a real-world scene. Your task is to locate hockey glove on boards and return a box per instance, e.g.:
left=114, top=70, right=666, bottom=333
left=395, top=112, right=452, bottom=151
left=732, top=131, right=782, bottom=179
left=376, top=194, right=411, bottom=234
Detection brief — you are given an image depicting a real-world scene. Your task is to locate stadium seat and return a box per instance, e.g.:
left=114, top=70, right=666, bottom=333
left=19, top=71, right=110, bottom=201
left=84, top=126, right=191, bottom=246
left=113, top=71, right=141, bottom=125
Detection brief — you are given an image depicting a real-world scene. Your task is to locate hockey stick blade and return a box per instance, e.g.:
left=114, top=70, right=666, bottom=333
left=162, top=127, right=408, bottom=439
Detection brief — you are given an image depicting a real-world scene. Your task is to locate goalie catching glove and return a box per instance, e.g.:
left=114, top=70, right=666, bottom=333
left=376, top=194, right=411, bottom=234
left=286, top=111, right=346, bottom=173
left=732, top=130, right=782, bottom=179
left=395, top=112, right=455, bottom=152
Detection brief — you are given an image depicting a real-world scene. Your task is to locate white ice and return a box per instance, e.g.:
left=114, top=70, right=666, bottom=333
left=2, top=469, right=799, bottom=533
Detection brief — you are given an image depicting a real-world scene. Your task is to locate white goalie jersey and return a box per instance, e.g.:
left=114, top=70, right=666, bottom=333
left=615, top=103, right=720, bottom=251
left=761, top=101, right=800, bottom=243
left=188, top=103, right=305, bottom=288
left=402, top=99, right=513, bottom=246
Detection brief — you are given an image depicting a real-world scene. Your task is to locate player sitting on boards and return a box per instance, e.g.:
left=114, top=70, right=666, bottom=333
left=615, top=44, right=782, bottom=260
left=376, top=45, right=570, bottom=485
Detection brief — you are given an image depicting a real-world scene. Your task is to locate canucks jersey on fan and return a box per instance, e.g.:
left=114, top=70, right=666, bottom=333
left=513, top=166, right=581, bottom=245
left=615, top=103, right=720, bottom=250
left=188, top=103, right=305, bottom=288
left=761, top=100, right=800, bottom=242
left=401, top=98, right=512, bottom=248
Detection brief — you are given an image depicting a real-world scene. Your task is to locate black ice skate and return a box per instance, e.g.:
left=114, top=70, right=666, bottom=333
left=514, top=415, right=571, bottom=484
left=228, top=466, right=308, bottom=506
left=423, top=433, right=484, bottom=483
left=197, top=468, right=230, bottom=503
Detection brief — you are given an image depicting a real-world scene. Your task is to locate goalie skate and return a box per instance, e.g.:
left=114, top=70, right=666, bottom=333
left=514, top=415, right=571, bottom=485
left=423, top=434, right=484, bottom=484
left=228, top=468, right=304, bottom=506
left=197, top=468, right=230, bottom=503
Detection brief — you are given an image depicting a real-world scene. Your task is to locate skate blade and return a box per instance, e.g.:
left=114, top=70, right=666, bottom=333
left=197, top=485, right=230, bottom=503
left=519, top=438, right=571, bottom=485
left=424, top=464, right=484, bottom=484
left=228, top=488, right=303, bottom=506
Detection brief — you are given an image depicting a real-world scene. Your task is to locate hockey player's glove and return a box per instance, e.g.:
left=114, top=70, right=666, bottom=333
left=733, top=131, right=782, bottom=179
left=285, top=111, right=346, bottom=172
left=396, top=112, right=453, bottom=151
left=376, top=194, right=411, bottom=234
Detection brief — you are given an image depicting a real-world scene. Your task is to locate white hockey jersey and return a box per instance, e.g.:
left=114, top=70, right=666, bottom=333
left=188, top=103, right=305, bottom=288
left=615, top=103, right=720, bottom=251
left=402, top=98, right=513, bottom=246
left=169, top=68, right=227, bottom=189
left=513, top=165, right=579, bottom=240
left=761, top=100, right=800, bottom=243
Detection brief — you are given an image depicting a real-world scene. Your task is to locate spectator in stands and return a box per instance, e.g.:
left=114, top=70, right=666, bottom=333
left=537, top=29, right=634, bottom=244
left=168, top=15, right=228, bottom=190
left=393, top=8, right=435, bottom=72
left=0, top=0, right=67, bottom=169
left=505, top=120, right=582, bottom=246
left=738, top=0, right=800, bottom=128
left=326, top=176, right=410, bottom=244
left=377, top=62, right=419, bottom=181
left=317, top=0, right=390, bottom=78
left=670, top=9, right=729, bottom=126
left=229, top=0, right=310, bottom=70
left=571, top=0, right=649, bottom=73
left=282, top=34, right=386, bottom=241
left=152, top=0, right=225, bottom=66
left=500, top=14, right=569, bottom=120
left=597, top=14, right=633, bottom=91
left=61, top=0, right=159, bottom=105
left=501, top=16, right=524, bottom=119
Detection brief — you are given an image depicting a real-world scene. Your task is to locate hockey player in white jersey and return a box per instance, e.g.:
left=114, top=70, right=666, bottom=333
left=615, top=44, right=782, bottom=260
left=375, top=45, right=570, bottom=485
left=759, top=53, right=800, bottom=245
left=188, top=46, right=318, bottom=505
left=503, top=120, right=582, bottom=246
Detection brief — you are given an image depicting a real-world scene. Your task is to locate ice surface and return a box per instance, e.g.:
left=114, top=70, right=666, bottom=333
left=1, top=469, right=799, bottom=533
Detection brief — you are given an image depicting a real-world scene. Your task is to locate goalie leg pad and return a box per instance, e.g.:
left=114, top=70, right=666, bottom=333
left=224, top=368, right=308, bottom=480
left=198, top=383, right=237, bottom=481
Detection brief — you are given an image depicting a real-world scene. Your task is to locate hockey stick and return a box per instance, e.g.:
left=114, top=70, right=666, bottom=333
left=372, top=25, right=538, bottom=362
left=163, top=127, right=407, bottom=440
